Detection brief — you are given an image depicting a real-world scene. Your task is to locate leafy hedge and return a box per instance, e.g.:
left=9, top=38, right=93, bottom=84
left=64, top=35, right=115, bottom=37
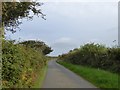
left=2, top=40, right=47, bottom=88
left=58, top=43, right=120, bottom=73
left=19, top=40, right=53, bottom=55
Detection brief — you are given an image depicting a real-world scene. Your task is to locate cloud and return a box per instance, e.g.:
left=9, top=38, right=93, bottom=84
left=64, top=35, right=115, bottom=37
left=6, top=2, right=118, bottom=56
left=56, top=37, right=72, bottom=43
left=49, top=37, right=79, bottom=56
left=51, top=37, right=78, bottom=49
left=37, top=0, right=118, bottom=2
left=44, top=2, right=117, bottom=20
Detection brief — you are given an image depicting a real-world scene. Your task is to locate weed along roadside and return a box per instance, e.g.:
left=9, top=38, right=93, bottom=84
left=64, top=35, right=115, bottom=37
left=32, top=65, right=48, bottom=88
left=57, top=43, right=120, bottom=89
left=2, top=2, right=119, bottom=89
left=57, top=61, right=119, bottom=89
left=2, top=40, right=52, bottom=88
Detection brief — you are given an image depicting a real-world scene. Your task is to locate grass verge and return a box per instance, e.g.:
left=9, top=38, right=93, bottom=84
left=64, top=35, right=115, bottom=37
left=32, top=65, right=48, bottom=88
left=57, top=61, right=119, bottom=89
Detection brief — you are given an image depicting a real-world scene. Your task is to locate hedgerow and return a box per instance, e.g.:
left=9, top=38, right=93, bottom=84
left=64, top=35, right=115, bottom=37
left=58, top=43, right=120, bottom=73
left=2, top=40, right=47, bottom=88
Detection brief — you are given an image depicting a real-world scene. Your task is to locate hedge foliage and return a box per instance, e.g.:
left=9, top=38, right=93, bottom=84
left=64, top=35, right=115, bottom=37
left=58, top=43, right=120, bottom=73
left=2, top=40, right=47, bottom=88
left=19, top=40, right=53, bottom=55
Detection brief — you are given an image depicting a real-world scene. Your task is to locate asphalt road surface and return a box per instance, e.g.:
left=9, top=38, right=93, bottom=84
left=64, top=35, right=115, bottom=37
left=42, top=60, right=98, bottom=88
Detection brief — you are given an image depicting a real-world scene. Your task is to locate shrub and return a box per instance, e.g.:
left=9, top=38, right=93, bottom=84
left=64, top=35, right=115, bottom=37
left=58, top=43, right=120, bottom=73
left=2, top=40, right=47, bottom=88
left=19, top=40, right=53, bottom=55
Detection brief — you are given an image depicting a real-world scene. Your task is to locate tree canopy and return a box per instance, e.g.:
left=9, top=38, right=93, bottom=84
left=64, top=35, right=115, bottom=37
left=19, top=40, right=53, bottom=55
left=2, top=2, right=45, bottom=33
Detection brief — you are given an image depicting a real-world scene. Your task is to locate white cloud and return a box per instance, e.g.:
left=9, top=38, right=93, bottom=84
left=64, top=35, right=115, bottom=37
left=37, top=0, right=118, bottom=2
left=56, top=37, right=72, bottom=43
left=43, top=2, right=117, bottom=21
left=51, top=37, right=78, bottom=49
left=49, top=37, right=79, bottom=56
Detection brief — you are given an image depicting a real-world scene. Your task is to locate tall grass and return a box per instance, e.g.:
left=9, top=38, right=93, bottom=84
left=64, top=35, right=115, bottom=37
left=58, top=61, right=119, bottom=89
left=32, top=65, right=47, bottom=88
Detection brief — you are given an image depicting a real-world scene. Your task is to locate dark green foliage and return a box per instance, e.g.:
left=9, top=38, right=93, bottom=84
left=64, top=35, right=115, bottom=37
left=58, top=43, right=120, bottom=73
left=2, top=2, right=45, bottom=33
left=2, top=40, right=48, bottom=88
left=2, top=40, right=23, bottom=87
left=19, top=40, right=53, bottom=55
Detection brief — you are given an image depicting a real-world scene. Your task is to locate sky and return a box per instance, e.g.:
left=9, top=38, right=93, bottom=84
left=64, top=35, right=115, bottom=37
left=6, top=1, right=118, bottom=56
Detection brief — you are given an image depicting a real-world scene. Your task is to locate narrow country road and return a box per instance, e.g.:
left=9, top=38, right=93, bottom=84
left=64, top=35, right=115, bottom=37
left=42, top=60, right=97, bottom=88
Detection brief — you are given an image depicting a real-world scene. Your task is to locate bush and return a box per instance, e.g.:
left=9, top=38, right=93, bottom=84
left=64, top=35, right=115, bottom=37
left=58, top=43, right=120, bottom=73
left=2, top=40, right=47, bottom=88
left=19, top=40, right=53, bottom=55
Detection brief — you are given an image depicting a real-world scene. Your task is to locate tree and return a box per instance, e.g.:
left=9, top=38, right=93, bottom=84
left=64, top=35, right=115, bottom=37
left=42, top=46, right=53, bottom=55
left=2, top=2, right=45, bottom=33
left=19, top=40, right=53, bottom=55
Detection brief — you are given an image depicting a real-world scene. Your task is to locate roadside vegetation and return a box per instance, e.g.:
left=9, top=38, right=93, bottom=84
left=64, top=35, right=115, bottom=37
left=58, top=61, right=118, bottom=89
left=2, top=2, right=50, bottom=88
left=2, top=2, right=119, bottom=89
left=2, top=40, right=52, bottom=88
left=58, top=43, right=120, bottom=89
left=33, top=65, right=48, bottom=88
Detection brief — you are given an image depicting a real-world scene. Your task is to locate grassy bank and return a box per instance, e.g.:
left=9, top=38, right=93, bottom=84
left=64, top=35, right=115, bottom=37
left=32, top=65, right=47, bottom=88
left=57, top=61, right=119, bottom=89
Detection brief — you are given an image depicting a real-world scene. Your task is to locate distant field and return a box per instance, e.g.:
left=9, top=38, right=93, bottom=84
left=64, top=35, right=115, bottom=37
left=58, top=61, right=119, bottom=89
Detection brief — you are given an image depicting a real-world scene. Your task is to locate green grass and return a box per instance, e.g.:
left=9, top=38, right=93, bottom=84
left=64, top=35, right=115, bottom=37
left=32, top=65, right=48, bottom=88
left=57, top=61, right=119, bottom=89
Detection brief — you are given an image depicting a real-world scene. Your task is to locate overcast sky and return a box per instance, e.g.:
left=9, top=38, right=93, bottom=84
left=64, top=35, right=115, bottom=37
left=6, top=1, right=118, bottom=56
